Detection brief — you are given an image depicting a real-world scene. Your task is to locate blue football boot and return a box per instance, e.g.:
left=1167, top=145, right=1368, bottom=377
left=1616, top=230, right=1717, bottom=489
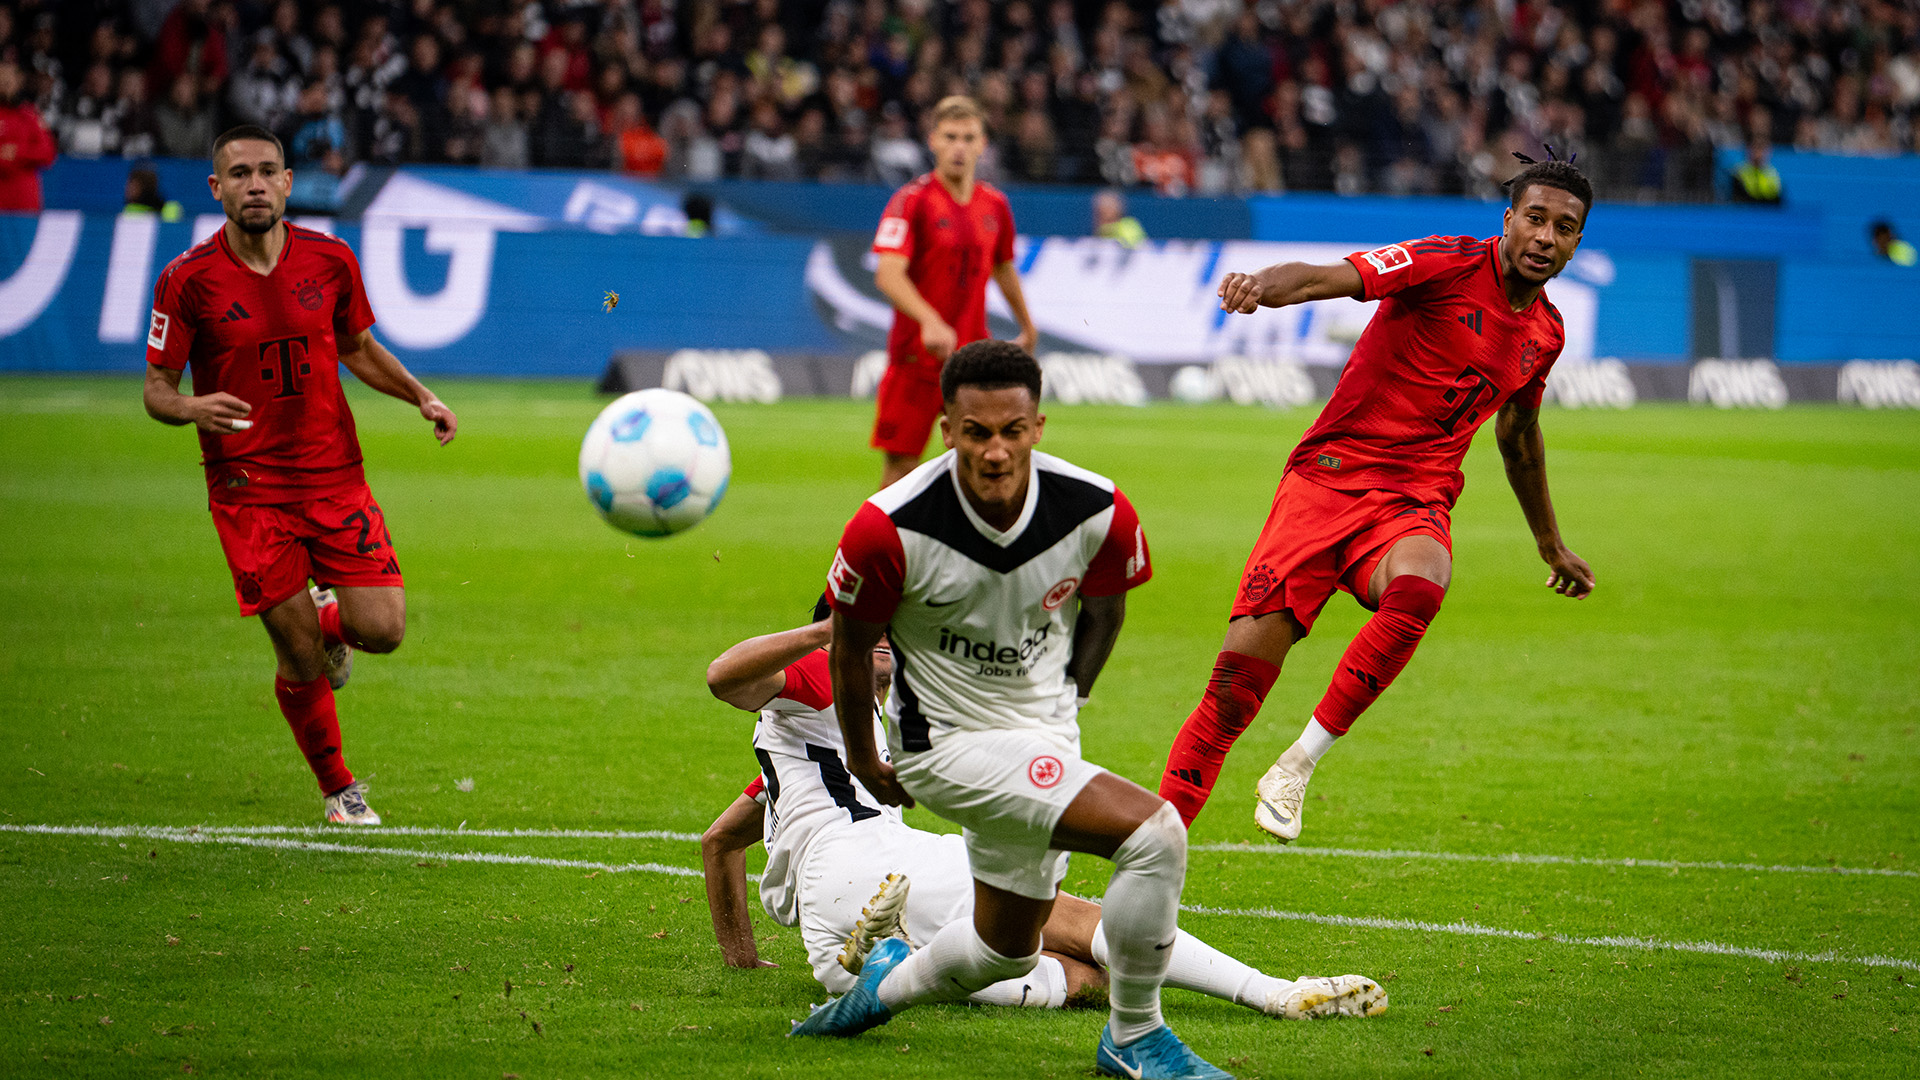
left=1095, top=1023, right=1235, bottom=1080
left=787, top=936, right=910, bottom=1037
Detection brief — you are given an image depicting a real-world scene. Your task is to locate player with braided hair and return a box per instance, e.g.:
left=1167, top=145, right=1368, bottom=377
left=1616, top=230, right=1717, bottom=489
left=1158, top=150, right=1598, bottom=839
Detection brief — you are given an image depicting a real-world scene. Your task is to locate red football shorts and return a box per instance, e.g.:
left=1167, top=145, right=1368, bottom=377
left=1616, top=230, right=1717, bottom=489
left=210, top=485, right=404, bottom=616
left=871, top=356, right=945, bottom=456
left=1232, top=471, right=1451, bottom=635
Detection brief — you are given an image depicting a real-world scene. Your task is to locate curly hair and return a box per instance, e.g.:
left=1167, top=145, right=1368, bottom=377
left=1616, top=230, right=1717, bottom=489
left=1504, top=149, right=1593, bottom=224
left=940, top=340, right=1043, bottom=404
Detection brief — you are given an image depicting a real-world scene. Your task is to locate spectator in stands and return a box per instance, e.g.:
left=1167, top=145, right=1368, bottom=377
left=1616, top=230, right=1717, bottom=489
left=123, top=164, right=183, bottom=221
left=57, top=62, right=121, bottom=159
left=0, top=57, right=56, bottom=211
left=1730, top=137, right=1784, bottom=205
left=480, top=86, right=528, bottom=169
left=615, top=93, right=669, bottom=178
left=741, top=99, right=800, bottom=179
left=1871, top=220, right=1917, bottom=267
left=154, top=73, right=214, bottom=160
left=230, top=32, right=299, bottom=134
left=1093, top=188, right=1144, bottom=248
left=148, top=0, right=228, bottom=105
left=869, top=102, right=924, bottom=185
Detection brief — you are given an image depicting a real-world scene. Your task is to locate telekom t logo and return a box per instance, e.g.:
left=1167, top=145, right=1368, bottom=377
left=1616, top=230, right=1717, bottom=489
left=258, top=335, right=312, bottom=398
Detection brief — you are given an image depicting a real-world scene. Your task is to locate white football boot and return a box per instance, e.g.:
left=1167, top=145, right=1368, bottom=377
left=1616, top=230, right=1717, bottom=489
left=323, top=780, right=382, bottom=826
left=838, top=872, right=913, bottom=974
left=1265, top=975, right=1389, bottom=1019
left=309, top=586, right=353, bottom=691
left=1253, top=758, right=1309, bottom=842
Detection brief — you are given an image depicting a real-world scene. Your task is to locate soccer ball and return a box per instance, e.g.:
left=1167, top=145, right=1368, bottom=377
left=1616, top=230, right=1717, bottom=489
left=579, top=389, right=732, bottom=537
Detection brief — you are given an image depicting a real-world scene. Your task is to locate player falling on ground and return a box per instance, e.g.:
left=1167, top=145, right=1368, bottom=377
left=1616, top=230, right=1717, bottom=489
left=141, top=125, right=457, bottom=825
left=870, top=95, right=1039, bottom=490
left=697, top=603, right=1387, bottom=1021
left=792, top=342, right=1231, bottom=1080
left=1157, top=151, right=1598, bottom=840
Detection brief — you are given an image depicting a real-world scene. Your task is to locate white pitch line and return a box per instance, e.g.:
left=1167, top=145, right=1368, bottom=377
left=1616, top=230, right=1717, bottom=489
left=1181, top=904, right=1920, bottom=973
left=113, top=824, right=707, bottom=843
left=8, top=824, right=1911, bottom=972
left=1190, top=842, right=1920, bottom=879
left=0, top=823, right=707, bottom=879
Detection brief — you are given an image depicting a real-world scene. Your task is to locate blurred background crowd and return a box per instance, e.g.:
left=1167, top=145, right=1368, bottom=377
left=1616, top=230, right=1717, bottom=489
left=1, top=0, right=1918, bottom=206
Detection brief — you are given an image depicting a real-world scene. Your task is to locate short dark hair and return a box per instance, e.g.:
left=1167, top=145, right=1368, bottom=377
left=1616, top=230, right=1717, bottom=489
left=1505, top=159, right=1593, bottom=226
left=212, top=124, right=285, bottom=164
left=941, top=340, right=1042, bottom=404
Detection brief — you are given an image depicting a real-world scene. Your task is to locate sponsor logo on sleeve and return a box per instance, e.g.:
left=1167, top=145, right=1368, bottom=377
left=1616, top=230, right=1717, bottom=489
left=1126, top=525, right=1147, bottom=580
left=828, top=549, right=864, bottom=605
left=1361, top=244, right=1412, bottom=274
left=875, top=217, right=909, bottom=250
left=1027, top=756, right=1064, bottom=789
left=147, top=310, right=169, bottom=349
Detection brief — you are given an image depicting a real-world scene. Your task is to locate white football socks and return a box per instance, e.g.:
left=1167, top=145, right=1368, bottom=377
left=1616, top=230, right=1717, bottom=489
left=875, top=919, right=1037, bottom=1011
left=1091, top=922, right=1285, bottom=1011
left=1099, top=801, right=1187, bottom=1046
left=1292, top=716, right=1337, bottom=769
left=968, top=954, right=1069, bottom=1008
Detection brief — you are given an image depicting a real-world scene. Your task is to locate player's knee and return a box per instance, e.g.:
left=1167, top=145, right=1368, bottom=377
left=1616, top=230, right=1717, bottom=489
left=1112, top=801, right=1187, bottom=880
left=1381, top=574, right=1447, bottom=623
left=353, top=617, right=406, bottom=654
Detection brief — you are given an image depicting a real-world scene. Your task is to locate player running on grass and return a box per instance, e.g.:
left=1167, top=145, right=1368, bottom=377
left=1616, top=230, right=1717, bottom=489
left=870, top=95, right=1039, bottom=490
left=141, top=125, right=457, bottom=826
left=1157, top=151, right=1598, bottom=841
left=696, top=602, right=1387, bottom=1021
left=792, top=342, right=1233, bottom=1080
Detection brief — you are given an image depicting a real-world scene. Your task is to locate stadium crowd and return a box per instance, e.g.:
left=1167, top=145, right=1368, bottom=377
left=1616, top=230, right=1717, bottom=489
left=2, top=0, right=1918, bottom=205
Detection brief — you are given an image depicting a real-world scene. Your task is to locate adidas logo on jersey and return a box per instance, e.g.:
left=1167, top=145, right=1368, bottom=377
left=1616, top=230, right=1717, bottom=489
left=938, top=623, right=1052, bottom=677
left=1456, top=310, right=1482, bottom=335
left=220, top=302, right=252, bottom=323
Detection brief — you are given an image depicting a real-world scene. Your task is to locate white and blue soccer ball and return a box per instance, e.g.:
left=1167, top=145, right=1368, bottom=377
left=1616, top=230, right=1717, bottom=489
left=579, top=389, right=732, bottom=538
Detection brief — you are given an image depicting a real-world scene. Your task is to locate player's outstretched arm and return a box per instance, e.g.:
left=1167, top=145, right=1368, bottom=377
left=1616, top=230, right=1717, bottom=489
left=1064, top=592, right=1126, bottom=701
left=1495, top=400, right=1594, bottom=599
left=828, top=610, right=913, bottom=807
left=874, top=253, right=957, bottom=361
left=1217, top=260, right=1365, bottom=314
left=705, top=619, right=831, bottom=710
left=701, top=793, right=776, bottom=968
left=990, top=259, right=1039, bottom=353
left=142, top=362, right=252, bottom=432
left=337, top=328, right=458, bottom=445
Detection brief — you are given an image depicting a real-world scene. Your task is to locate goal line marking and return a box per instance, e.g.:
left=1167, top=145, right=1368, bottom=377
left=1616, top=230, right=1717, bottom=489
left=1180, top=904, right=1920, bottom=973
left=7, top=824, right=1914, bottom=973
left=1189, top=842, right=1918, bottom=879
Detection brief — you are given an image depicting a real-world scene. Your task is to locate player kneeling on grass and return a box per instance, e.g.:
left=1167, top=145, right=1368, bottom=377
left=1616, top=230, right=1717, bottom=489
left=789, top=341, right=1236, bottom=1078
left=697, top=601, right=1388, bottom=1023
left=141, top=125, right=458, bottom=825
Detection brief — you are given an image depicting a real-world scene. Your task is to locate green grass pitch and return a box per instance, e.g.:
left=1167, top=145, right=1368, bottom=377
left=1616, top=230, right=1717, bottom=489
left=2, top=375, right=1916, bottom=1078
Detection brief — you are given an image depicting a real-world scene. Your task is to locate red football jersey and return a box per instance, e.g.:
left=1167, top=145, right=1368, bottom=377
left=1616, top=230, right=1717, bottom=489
left=1288, top=235, right=1566, bottom=507
left=871, top=174, right=1016, bottom=364
left=147, top=223, right=377, bottom=505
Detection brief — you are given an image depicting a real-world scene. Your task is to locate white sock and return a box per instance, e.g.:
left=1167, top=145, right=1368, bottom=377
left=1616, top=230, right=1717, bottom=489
left=1091, top=921, right=1283, bottom=1010
left=967, top=954, right=1068, bottom=1008
left=1294, top=716, right=1337, bottom=768
left=875, top=919, right=1038, bottom=1011
left=1101, top=802, right=1186, bottom=1045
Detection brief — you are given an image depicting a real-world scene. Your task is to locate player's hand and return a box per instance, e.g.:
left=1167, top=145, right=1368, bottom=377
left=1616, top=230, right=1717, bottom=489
left=1542, top=543, right=1595, bottom=599
left=1217, top=270, right=1267, bottom=314
left=190, top=392, right=252, bottom=434
left=849, top=758, right=915, bottom=808
left=920, top=319, right=958, bottom=362
left=1012, top=324, right=1039, bottom=353
left=421, top=398, right=457, bottom=445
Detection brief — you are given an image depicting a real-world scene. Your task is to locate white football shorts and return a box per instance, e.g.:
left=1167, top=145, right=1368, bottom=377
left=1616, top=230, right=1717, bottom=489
left=893, top=726, right=1103, bottom=901
left=797, top=818, right=974, bottom=994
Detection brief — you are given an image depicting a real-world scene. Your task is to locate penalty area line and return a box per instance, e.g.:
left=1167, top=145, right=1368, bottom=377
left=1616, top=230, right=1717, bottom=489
left=0, top=823, right=710, bottom=879
left=1189, top=842, right=1920, bottom=879
left=1182, top=904, right=1920, bottom=973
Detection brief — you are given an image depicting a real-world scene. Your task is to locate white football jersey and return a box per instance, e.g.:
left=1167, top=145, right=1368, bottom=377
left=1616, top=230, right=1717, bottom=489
left=826, top=449, right=1150, bottom=753
left=747, top=650, right=900, bottom=926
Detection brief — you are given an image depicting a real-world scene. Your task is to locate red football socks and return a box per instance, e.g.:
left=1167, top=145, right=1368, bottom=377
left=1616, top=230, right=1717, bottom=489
left=1313, top=576, right=1446, bottom=735
left=1159, top=651, right=1282, bottom=826
left=315, top=599, right=344, bottom=649
left=275, top=675, right=354, bottom=794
